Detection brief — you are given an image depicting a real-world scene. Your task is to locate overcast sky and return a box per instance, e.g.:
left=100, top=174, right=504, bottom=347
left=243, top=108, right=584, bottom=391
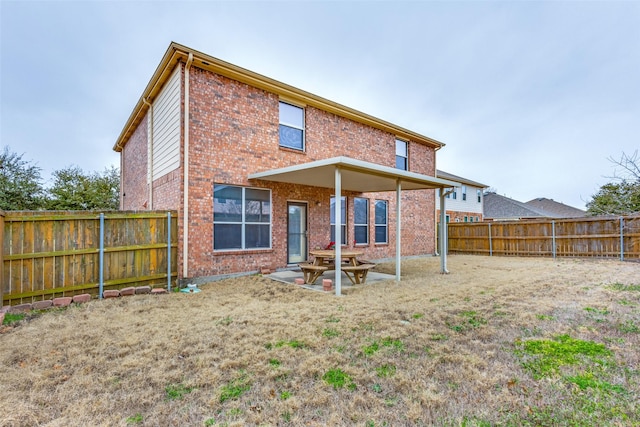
left=2, top=1, right=639, bottom=210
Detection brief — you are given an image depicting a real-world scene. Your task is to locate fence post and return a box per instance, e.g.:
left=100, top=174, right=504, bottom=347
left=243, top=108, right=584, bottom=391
left=0, top=211, right=4, bottom=305
left=488, top=223, right=492, bottom=256
left=167, top=211, right=172, bottom=292
left=620, top=216, right=624, bottom=261
left=552, top=221, right=556, bottom=259
left=99, top=213, right=105, bottom=299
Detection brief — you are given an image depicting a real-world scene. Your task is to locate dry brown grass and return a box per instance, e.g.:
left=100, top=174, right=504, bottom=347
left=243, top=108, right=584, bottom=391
left=1, top=255, right=639, bottom=426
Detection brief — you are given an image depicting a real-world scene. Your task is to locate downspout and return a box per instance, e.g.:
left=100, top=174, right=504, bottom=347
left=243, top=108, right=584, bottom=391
left=142, top=97, right=153, bottom=209
left=183, top=53, right=193, bottom=279
left=120, top=148, right=125, bottom=208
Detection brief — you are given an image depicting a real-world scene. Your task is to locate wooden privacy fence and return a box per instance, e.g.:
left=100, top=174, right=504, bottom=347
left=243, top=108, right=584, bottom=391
left=447, top=214, right=640, bottom=260
left=1, top=210, right=178, bottom=306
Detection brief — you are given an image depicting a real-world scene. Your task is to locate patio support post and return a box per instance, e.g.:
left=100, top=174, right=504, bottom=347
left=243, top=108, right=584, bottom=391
left=439, top=189, right=449, bottom=274
left=395, top=179, right=401, bottom=281
left=334, top=166, right=342, bottom=296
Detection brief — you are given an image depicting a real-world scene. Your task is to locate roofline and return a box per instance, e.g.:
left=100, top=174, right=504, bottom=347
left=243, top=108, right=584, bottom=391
left=114, top=42, right=446, bottom=152
left=248, top=156, right=461, bottom=190
left=436, top=170, right=488, bottom=188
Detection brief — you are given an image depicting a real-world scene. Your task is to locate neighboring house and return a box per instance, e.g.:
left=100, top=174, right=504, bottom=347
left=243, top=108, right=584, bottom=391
left=484, top=193, right=586, bottom=221
left=113, top=42, right=459, bottom=283
left=524, top=198, right=587, bottom=218
left=435, top=170, right=488, bottom=223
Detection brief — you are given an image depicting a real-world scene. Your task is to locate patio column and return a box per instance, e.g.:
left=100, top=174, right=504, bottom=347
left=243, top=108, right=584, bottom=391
left=439, top=189, right=449, bottom=274
left=395, top=179, right=401, bottom=281
left=334, top=166, right=342, bottom=296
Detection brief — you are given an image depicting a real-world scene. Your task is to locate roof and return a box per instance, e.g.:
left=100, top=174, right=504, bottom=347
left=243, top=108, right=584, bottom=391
left=525, top=198, right=586, bottom=218
left=436, top=170, right=488, bottom=188
left=114, top=42, right=446, bottom=152
left=248, top=156, right=460, bottom=192
left=483, top=192, right=548, bottom=220
left=484, top=193, right=587, bottom=220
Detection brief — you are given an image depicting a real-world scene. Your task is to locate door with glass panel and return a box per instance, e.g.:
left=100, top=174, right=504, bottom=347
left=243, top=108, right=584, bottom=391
left=287, top=202, right=308, bottom=264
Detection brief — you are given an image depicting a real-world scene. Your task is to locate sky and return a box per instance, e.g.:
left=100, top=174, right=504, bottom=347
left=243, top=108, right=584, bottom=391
left=1, top=1, right=639, bottom=210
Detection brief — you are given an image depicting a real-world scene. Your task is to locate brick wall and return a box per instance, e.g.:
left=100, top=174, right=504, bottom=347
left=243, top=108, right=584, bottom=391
left=121, top=114, right=149, bottom=210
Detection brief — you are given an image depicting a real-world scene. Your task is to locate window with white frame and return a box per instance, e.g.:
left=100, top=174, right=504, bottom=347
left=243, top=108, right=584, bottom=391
left=213, top=185, right=271, bottom=250
left=354, top=198, right=369, bottom=245
left=330, top=196, right=346, bottom=244
left=374, top=200, right=388, bottom=244
left=462, top=185, right=467, bottom=201
left=477, top=189, right=482, bottom=203
left=279, top=102, right=304, bottom=150
left=395, top=139, right=408, bottom=170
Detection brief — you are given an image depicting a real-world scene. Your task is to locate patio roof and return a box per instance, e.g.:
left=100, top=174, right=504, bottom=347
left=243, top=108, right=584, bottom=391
left=249, top=156, right=461, bottom=296
left=248, top=156, right=460, bottom=192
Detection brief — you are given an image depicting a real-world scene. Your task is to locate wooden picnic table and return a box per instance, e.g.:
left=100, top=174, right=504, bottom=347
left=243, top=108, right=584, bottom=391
left=298, top=249, right=375, bottom=285
left=308, top=249, right=364, bottom=268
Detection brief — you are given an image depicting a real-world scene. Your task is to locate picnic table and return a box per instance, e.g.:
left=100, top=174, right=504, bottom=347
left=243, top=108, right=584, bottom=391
left=298, top=249, right=376, bottom=285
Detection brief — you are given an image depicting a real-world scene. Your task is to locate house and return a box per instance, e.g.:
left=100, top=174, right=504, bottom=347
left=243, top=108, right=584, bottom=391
left=113, top=42, right=459, bottom=289
left=435, top=170, right=488, bottom=223
left=524, top=198, right=587, bottom=218
left=484, top=193, right=586, bottom=221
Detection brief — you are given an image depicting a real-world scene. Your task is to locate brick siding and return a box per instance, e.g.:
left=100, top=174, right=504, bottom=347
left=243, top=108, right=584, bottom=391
left=121, top=114, right=149, bottom=210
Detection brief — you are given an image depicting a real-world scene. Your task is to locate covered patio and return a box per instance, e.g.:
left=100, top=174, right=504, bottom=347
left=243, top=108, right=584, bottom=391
left=249, top=156, right=460, bottom=296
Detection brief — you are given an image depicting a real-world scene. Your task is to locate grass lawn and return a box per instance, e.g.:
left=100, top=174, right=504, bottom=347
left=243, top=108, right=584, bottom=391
left=1, top=255, right=639, bottom=426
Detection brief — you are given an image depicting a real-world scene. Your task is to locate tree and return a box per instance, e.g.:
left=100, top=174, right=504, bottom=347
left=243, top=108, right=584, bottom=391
left=0, top=146, right=45, bottom=210
left=587, top=151, right=640, bottom=215
left=46, top=165, right=120, bottom=210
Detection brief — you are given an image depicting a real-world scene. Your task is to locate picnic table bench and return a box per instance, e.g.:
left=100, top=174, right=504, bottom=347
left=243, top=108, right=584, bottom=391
left=340, top=263, right=376, bottom=285
left=298, top=263, right=328, bottom=284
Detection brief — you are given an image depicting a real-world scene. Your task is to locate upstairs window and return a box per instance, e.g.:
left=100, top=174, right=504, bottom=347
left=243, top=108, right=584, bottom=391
left=462, top=185, right=467, bottom=201
left=354, top=198, right=369, bottom=245
left=477, top=189, right=482, bottom=203
left=395, top=139, right=408, bottom=170
left=279, top=102, right=304, bottom=150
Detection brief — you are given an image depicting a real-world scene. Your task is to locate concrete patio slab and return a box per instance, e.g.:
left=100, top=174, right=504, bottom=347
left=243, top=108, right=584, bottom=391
left=266, top=268, right=395, bottom=292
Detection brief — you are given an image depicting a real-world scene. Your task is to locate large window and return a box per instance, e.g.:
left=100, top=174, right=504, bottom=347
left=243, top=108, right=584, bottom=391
left=330, top=196, right=346, bottom=244
left=279, top=102, right=304, bottom=150
left=354, top=198, right=369, bottom=245
left=214, top=185, right=271, bottom=250
left=395, top=139, right=408, bottom=170
left=374, top=200, right=388, bottom=244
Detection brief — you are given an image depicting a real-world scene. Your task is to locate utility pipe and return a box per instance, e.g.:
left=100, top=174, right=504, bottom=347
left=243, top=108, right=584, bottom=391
left=395, top=179, right=401, bottom=282
left=182, top=53, right=193, bottom=280
left=142, top=97, right=154, bottom=209
left=167, top=211, right=172, bottom=291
